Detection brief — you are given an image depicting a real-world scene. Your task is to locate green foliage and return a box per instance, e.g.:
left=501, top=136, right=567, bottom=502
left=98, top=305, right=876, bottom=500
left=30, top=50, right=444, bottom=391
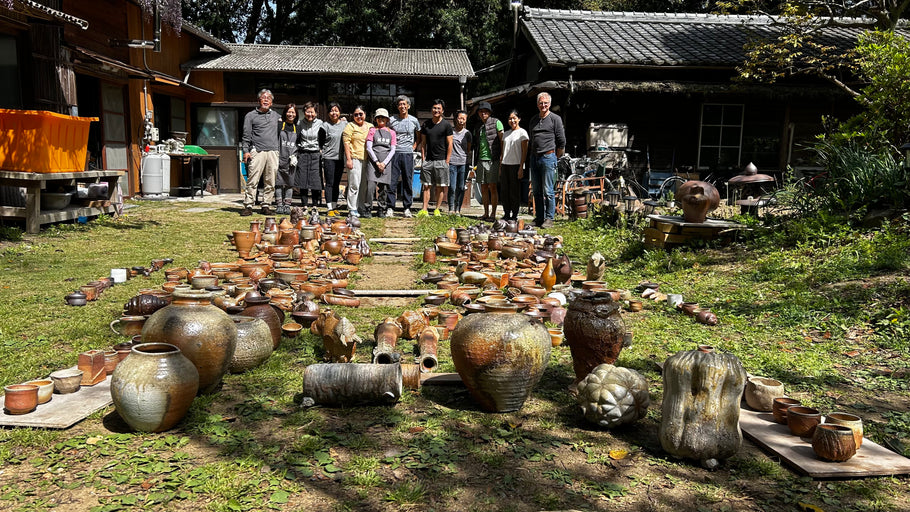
left=0, top=225, right=22, bottom=241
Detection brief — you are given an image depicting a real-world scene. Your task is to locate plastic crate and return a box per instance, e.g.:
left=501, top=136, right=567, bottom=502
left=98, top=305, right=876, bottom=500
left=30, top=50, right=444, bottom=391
left=0, top=109, right=98, bottom=173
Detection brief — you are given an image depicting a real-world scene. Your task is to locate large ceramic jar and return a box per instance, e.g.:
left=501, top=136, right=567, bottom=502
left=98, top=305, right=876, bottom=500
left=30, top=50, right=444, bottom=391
left=228, top=316, right=273, bottom=373
left=563, top=291, right=626, bottom=382
left=450, top=313, right=551, bottom=412
left=141, top=290, right=237, bottom=394
left=240, top=293, right=283, bottom=349
left=111, top=343, right=199, bottom=432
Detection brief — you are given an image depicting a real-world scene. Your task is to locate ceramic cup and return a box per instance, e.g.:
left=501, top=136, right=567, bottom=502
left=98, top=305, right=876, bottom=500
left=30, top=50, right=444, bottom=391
left=25, top=379, right=54, bottom=404
left=772, top=397, right=802, bottom=424
left=825, top=412, right=863, bottom=449
left=787, top=406, right=822, bottom=437
left=110, top=316, right=147, bottom=337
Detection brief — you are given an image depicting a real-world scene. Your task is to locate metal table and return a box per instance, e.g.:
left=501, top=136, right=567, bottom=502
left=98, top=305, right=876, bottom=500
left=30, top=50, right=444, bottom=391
left=168, top=153, right=220, bottom=198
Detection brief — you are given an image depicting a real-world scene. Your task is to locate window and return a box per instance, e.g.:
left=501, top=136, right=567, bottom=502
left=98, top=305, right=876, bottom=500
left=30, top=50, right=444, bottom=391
left=698, top=104, right=743, bottom=170
left=0, top=35, right=21, bottom=108
left=195, top=107, right=238, bottom=147
left=328, top=82, right=414, bottom=115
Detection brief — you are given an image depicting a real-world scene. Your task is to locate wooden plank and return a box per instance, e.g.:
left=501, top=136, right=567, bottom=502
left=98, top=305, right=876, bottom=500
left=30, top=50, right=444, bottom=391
left=353, top=289, right=433, bottom=297
left=420, top=372, right=463, bottom=386
left=740, top=408, right=910, bottom=478
left=372, top=251, right=419, bottom=257
left=0, top=373, right=112, bottom=429
left=653, top=221, right=677, bottom=233
left=368, top=237, right=421, bottom=243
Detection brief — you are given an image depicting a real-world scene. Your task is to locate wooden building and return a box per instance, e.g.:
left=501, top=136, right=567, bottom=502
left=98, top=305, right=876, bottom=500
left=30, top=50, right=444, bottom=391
left=472, top=8, right=871, bottom=179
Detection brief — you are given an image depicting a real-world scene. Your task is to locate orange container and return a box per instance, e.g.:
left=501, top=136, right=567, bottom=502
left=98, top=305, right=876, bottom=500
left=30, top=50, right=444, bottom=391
left=0, top=109, right=98, bottom=173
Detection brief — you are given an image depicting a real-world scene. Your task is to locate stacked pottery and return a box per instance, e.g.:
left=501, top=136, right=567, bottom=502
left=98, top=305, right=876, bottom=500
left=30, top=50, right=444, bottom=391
left=111, top=343, right=199, bottom=432
left=450, top=313, right=551, bottom=412
left=140, top=290, right=237, bottom=394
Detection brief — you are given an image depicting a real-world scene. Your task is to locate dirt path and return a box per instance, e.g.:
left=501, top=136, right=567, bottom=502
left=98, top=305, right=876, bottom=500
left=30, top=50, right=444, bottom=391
left=355, top=218, right=421, bottom=309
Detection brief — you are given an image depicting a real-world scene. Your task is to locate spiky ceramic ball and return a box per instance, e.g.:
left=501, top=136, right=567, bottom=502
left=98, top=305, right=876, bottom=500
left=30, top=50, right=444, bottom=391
left=577, top=364, right=650, bottom=428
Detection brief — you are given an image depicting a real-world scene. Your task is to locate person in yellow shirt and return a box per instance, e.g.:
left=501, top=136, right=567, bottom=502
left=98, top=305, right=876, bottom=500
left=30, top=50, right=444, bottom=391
left=342, top=105, right=373, bottom=217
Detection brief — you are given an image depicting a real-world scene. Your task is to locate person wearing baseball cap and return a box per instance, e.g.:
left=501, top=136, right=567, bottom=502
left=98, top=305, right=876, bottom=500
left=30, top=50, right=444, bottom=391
left=363, top=108, right=397, bottom=218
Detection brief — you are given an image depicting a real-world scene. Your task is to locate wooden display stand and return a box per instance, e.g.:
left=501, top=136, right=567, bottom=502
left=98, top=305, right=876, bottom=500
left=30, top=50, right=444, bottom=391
left=643, top=214, right=746, bottom=249
left=0, top=170, right=123, bottom=233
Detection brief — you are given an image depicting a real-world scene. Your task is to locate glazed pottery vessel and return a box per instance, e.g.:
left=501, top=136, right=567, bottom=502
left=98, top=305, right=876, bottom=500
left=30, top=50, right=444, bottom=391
left=111, top=343, right=199, bottom=432
left=110, top=315, right=147, bottom=337
left=677, top=180, right=720, bottom=223
left=825, top=412, right=863, bottom=449
left=228, top=316, right=273, bottom=374
left=49, top=368, right=83, bottom=394
left=772, top=397, right=801, bottom=424
left=450, top=313, right=551, bottom=412
left=141, top=290, right=237, bottom=394
left=241, top=292, right=283, bottom=349
left=787, top=406, right=822, bottom=437
left=563, top=291, right=626, bottom=382
left=744, top=376, right=784, bottom=412
left=123, top=294, right=169, bottom=316
left=812, top=424, right=857, bottom=462
left=25, top=379, right=54, bottom=404
left=4, top=384, right=39, bottom=414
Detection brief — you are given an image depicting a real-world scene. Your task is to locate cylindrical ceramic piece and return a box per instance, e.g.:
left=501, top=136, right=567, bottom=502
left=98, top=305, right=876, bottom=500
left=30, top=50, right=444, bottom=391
left=812, top=424, right=857, bottom=462
left=302, top=363, right=402, bottom=406
left=3, top=384, right=39, bottom=414
left=772, top=397, right=801, bottom=424
left=563, top=291, right=625, bottom=382
left=787, top=406, right=822, bottom=437
left=825, top=412, right=863, bottom=449
left=744, top=376, right=784, bottom=412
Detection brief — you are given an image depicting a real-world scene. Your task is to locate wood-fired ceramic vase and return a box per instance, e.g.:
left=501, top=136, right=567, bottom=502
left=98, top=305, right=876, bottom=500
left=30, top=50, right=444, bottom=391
left=227, top=316, right=274, bottom=373
left=111, top=343, right=199, bottom=432
left=563, top=291, right=626, bottom=382
left=141, top=290, right=237, bottom=394
left=450, top=313, right=551, bottom=412
left=240, top=293, right=283, bottom=349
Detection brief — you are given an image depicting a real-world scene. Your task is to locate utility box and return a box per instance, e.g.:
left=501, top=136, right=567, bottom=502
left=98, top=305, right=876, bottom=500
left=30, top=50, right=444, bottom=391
left=0, top=110, right=98, bottom=173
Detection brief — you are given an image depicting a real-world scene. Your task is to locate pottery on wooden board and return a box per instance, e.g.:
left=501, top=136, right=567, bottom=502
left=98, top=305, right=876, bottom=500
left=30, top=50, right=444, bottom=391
left=111, top=343, right=199, bottom=432
left=787, top=406, right=822, bottom=437
left=772, top=397, right=801, bottom=424
left=825, top=412, right=863, bottom=449
left=450, top=313, right=551, bottom=412
left=49, top=368, right=83, bottom=394
left=141, top=290, right=237, bottom=394
left=563, top=291, right=626, bottom=382
left=4, top=384, right=39, bottom=414
left=812, top=424, right=857, bottom=462
left=677, top=180, right=720, bottom=223
left=744, top=376, right=784, bottom=412
left=228, top=316, right=274, bottom=374
left=25, top=379, right=54, bottom=404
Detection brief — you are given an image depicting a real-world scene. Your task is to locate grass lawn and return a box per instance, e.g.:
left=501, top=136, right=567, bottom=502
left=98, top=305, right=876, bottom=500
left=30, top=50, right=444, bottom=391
left=0, top=199, right=908, bottom=512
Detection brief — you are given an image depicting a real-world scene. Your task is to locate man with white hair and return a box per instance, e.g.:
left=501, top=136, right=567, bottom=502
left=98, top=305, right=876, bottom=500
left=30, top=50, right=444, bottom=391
left=240, top=89, right=281, bottom=216
left=528, top=92, right=566, bottom=228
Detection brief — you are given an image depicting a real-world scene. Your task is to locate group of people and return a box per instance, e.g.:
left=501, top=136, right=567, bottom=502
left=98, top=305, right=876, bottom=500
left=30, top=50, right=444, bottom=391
left=239, top=88, right=565, bottom=227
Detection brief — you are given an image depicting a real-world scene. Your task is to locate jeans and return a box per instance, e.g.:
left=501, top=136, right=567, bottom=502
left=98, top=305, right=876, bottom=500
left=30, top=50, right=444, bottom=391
left=531, top=152, right=557, bottom=224
left=388, top=152, right=414, bottom=209
left=448, top=164, right=466, bottom=211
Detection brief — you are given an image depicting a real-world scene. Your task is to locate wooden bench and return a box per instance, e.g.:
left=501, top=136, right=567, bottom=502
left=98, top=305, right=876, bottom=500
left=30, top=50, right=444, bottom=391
left=0, top=170, right=124, bottom=233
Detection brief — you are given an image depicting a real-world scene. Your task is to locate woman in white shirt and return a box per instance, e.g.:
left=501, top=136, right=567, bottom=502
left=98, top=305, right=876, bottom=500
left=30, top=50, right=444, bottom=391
left=499, top=110, right=529, bottom=221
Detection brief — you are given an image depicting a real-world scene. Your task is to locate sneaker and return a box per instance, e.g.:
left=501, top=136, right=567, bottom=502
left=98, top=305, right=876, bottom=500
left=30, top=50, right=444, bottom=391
left=349, top=210, right=360, bottom=218
left=541, top=219, right=554, bottom=229
left=433, top=209, right=441, bottom=216
left=416, top=209, right=429, bottom=218
left=361, top=212, right=372, bottom=219
left=377, top=209, right=386, bottom=218
left=385, top=208, right=394, bottom=218
left=239, top=207, right=252, bottom=217
left=404, top=209, right=413, bottom=218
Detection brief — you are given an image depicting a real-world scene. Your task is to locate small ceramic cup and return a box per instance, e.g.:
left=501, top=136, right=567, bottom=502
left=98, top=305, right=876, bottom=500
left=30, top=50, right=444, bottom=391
left=25, top=379, right=54, bottom=405
left=825, top=412, right=863, bottom=449
left=3, top=384, right=39, bottom=414
left=744, top=376, right=785, bottom=412
left=50, top=368, right=83, bottom=394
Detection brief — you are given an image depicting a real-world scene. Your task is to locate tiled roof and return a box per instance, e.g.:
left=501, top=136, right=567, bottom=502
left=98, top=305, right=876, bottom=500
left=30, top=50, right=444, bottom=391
left=183, top=44, right=474, bottom=78
left=522, top=8, right=869, bottom=67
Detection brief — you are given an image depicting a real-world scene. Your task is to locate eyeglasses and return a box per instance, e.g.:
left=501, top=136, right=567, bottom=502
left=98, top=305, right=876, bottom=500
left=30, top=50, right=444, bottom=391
left=353, top=112, right=365, bottom=117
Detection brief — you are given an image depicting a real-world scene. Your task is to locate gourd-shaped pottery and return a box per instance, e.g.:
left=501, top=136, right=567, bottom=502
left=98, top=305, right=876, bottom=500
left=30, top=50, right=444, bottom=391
left=540, top=258, right=557, bottom=292
left=677, top=180, right=720, bottom=223
left=228, top=316, right=274, bottom=373
left=659, top=347, right=746, bottom=468
left=577, top=363, right=650, bottom=428
left=111, top=342, right=199, bottom=432
left=123, top=294, right=170, bottom=316
left=249, top=221, right=262, bottom=243
left=563, top=291, right=625, bottom=382
left=241, top=292, right=283, bottom=349
left=141, top=290, right=237, bottom=394
left=450, top=313, right=551, bottom=412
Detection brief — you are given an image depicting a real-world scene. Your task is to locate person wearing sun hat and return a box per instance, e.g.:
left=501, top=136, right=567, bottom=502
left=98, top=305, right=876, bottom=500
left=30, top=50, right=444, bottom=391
left=364, top=108, right=397, bottom=218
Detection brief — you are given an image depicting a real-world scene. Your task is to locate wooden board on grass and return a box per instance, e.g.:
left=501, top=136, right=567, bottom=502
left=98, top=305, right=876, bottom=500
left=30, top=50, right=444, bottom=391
left=740, top=407, right=910, bottom=478
left=0, top=374, right=112, bottom=429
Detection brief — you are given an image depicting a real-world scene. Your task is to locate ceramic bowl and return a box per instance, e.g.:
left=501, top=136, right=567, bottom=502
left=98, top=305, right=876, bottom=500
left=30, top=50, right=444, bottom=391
left=25, top=379, right=54, bottom=404
left=436, top=242, right=462, bottom=256
left=772, top=397, right=801, bottom=424
left=825, top=412, right=863, bottom=449
left=3, top=384, right=39, bottom=414
left=281, top=322, right=303, bottom=338
left=50, top=368, right=83, bottom=394
left=812, top=424, right=857, bottom=462
left=787, top=406, right=822, bottom=437
left=424, top=294, right=448, bottom=306
left=744, top=376, right=785, bottom=412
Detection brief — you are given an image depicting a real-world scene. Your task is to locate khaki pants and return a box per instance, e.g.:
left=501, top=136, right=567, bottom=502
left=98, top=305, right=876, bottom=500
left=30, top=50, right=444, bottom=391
left=244, top=150, right=278, bottom=208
